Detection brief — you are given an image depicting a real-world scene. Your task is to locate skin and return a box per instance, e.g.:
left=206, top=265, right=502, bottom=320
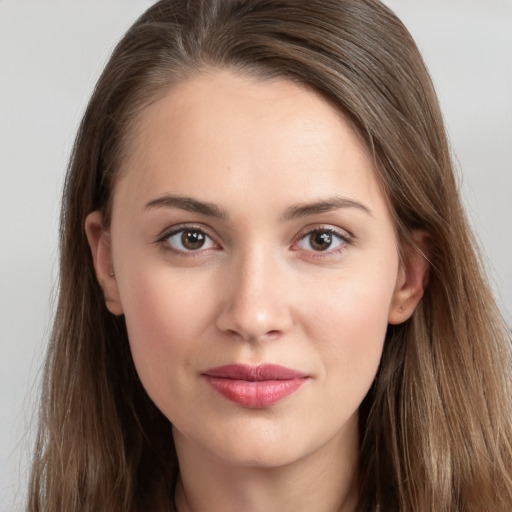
left=86, top=70, right=427, bottom=512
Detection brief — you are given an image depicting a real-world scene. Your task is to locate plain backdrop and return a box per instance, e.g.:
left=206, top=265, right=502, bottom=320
left=1, top=1, right=511, bottom=510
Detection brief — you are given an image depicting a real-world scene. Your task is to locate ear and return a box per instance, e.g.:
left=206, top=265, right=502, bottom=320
left=388, top=230, right=430, bottom=325
left=85, top=211, right=124, bottom=316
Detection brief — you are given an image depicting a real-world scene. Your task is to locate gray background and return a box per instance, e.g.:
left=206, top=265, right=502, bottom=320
left=1, top=1, right=511, bottom=510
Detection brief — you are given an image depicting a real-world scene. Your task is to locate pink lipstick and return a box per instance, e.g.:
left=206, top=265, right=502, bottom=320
left=203, top=364, right=308, bottom=408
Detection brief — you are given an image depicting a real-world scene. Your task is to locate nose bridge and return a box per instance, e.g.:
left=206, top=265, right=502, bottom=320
left=217, top=242, right=292, bottom=341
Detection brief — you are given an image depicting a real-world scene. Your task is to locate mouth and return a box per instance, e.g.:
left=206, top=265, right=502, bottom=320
left=202, top=364, right=309, bottom=408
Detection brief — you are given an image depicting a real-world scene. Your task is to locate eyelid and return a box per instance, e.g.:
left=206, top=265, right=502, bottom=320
left=154, top=223, right=352, bottom=259
left=156, top=222, right=213, bottom=240
left=156, top=223, right=221, bottom=255
left=291, top=225, right=353, bottom=257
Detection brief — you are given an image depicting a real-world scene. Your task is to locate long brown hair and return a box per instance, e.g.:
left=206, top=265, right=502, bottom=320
left=29, top=1, right=512, bottom=510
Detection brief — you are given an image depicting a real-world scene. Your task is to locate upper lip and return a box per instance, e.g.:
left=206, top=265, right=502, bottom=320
left=203, top=364, right=307, bottom=381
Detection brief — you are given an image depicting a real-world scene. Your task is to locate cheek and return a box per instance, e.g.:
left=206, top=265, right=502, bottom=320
left=309, top=264, right=395, bottom=340
left=118, top=267, right=217, bottom=397
left=305, top=265, right=397, bottom=396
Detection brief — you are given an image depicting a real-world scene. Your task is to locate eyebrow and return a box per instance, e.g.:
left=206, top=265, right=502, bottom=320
left=144, top=194, right=371, bottom=220
left=144, top=194, right=228, bottom=218
left=282, top=196, right=372, bottom=220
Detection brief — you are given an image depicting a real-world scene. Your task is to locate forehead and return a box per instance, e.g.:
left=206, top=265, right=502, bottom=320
left=113, top=69, right=387, bottom=219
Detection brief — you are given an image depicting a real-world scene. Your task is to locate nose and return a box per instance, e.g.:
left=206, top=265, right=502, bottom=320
left=215, top=247, right=294, bottom=343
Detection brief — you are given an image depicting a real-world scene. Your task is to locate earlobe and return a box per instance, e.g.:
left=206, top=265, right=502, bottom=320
left=388, top=230, right=430, bottom=325
left=85, top=211, right=124, bottom=316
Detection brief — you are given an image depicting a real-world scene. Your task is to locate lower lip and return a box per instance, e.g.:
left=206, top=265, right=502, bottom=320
left=205, top=377, right=307, bottom=408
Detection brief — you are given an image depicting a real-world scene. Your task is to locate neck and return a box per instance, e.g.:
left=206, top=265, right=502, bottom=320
left=173, top=423, right=360, bottom=512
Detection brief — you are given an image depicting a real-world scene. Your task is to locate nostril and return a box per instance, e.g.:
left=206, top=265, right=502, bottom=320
left=215, top=289, right=294, bottom=342
left=223, top=328, right=283, bottom=343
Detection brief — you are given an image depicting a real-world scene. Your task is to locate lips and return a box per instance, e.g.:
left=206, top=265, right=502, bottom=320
left=203, top=364, right=308, bottom=408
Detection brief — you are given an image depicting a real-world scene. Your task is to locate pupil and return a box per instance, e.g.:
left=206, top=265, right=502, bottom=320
left=182, top=230, right=205, bottom=250
left=311, top=231, right=332, bottom=251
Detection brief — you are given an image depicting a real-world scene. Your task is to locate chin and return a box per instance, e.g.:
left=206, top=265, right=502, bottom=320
left=181, top=411, right=355, bottom=471
left=212, top=439, right=313, bottom=470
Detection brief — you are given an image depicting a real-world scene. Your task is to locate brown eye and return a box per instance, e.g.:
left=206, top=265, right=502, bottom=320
left=297, top=228, right=347, bottom=253
left=309, top=231, right=333, bottom=251
left=181, top=230, right=206, bottom=250
left=165, top=228, right=217, bottom=253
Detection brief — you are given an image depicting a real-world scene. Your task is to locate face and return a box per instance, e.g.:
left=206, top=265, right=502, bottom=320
left=87, top=70, right=425, bottom=470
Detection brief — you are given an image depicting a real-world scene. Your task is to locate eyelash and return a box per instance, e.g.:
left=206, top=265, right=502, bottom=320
left=292, top=226, right=352, bottom=259
left=157, top=224, right=220, bottom=258
left=156, top=224, right=352, bottom=259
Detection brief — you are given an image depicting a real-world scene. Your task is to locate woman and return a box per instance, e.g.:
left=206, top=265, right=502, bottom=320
left=29, top=0, right=512, bottom=510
